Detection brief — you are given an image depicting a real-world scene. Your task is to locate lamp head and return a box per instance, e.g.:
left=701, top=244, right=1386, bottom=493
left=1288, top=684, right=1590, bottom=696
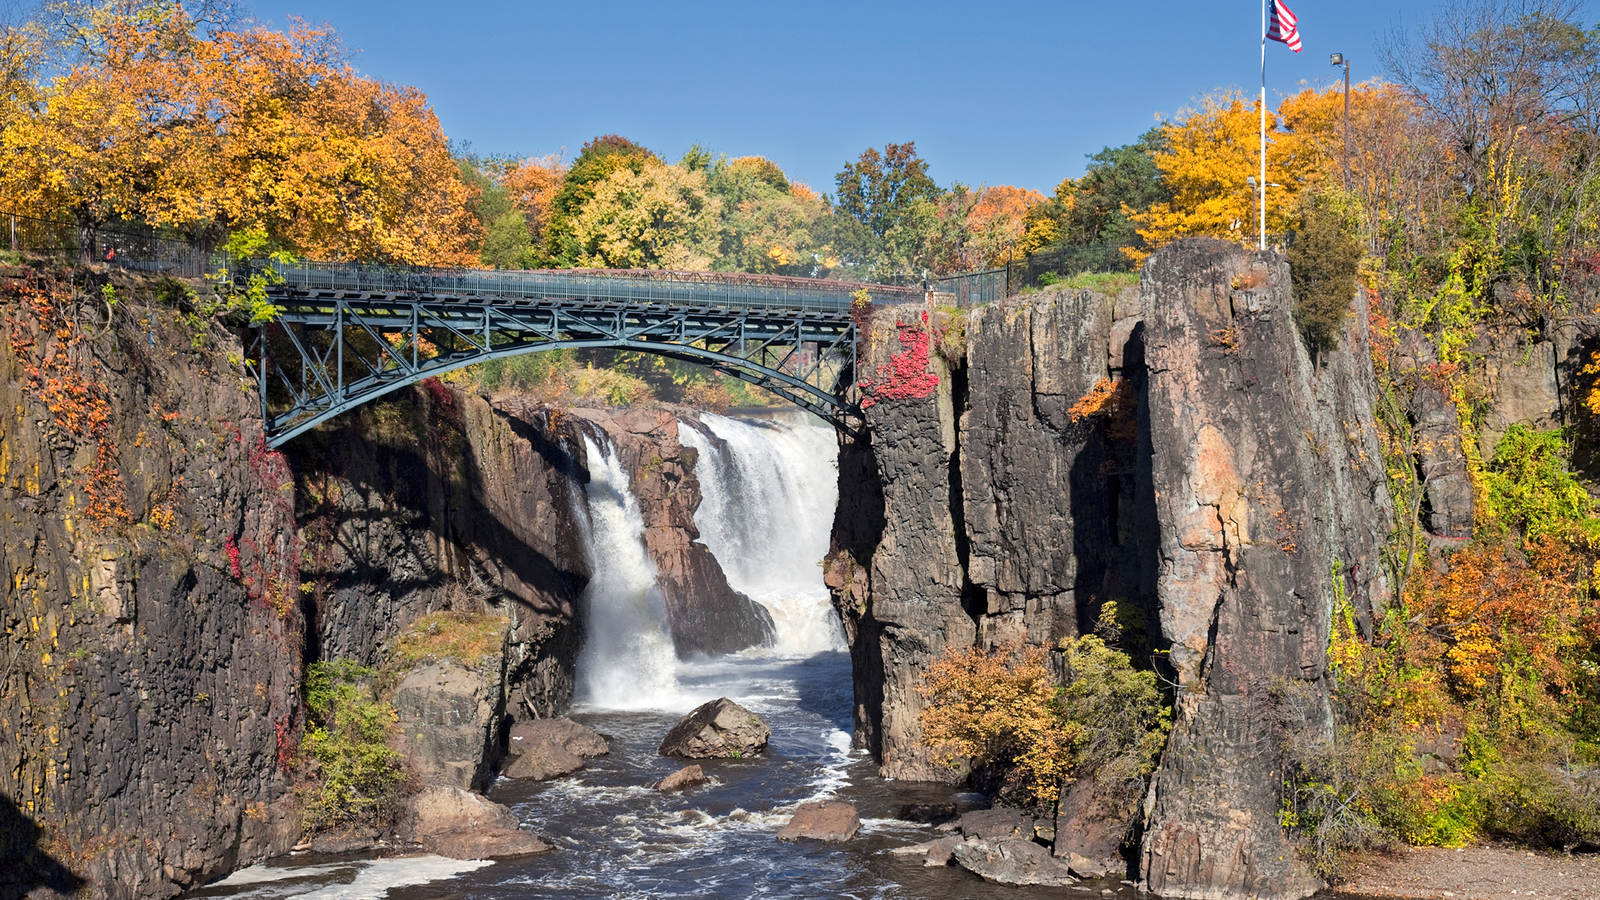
left=1330, top=51, right=1345, bottom=66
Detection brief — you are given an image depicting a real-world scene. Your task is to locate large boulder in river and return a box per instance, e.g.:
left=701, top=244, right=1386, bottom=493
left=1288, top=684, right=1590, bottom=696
left=659, top=697, right=770, bottom=758
left=1052, top=773, right=1132, bottom=878
left=950, top=838, right=1078, bottom=887
left=402, top=785, right=550, bottom=859
left=776, top=801, right=860, bottom=841
left=392, top=658, right=505, bottom=792
left=502, top=716, right=609, bottom=781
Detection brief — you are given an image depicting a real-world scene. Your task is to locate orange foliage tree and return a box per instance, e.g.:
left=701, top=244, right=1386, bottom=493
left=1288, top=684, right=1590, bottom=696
left=0, top=8, right=480, bottom=265
left=499, top=155, right=568, bottom=250
left=964, top=185, right=1045, bottom=268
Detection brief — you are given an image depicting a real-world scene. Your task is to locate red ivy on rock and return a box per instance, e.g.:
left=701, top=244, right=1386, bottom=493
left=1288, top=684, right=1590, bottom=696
left=859, top=311, right=940, bottom=409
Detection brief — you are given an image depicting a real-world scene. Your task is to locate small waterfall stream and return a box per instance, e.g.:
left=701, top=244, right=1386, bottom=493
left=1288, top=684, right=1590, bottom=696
left=571, top=433, right=686, bottom=710
left=680, top=412, right=843, bottom=656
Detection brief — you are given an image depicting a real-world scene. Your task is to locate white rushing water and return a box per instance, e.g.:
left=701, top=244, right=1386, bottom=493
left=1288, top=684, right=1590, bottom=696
left=679, top=411, right=844, bottom=656
left=573, top=433, right=688, bottom=710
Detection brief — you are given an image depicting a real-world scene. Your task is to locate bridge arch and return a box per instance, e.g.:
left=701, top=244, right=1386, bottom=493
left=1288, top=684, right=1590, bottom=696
left=248, top=263, right=919, bottom=448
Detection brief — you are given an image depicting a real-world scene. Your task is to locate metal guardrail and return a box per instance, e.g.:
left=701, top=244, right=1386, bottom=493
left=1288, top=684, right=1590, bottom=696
left=262, top=260, right=920, bottom=315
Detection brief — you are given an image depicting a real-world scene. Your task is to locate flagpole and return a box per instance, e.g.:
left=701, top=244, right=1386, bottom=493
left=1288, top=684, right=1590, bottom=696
left=1260, top=0, right=1268, bottom=251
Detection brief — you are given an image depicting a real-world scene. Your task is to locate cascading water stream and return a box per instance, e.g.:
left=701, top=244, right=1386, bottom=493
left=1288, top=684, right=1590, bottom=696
left=679, top=411, right=844, bottom=656
left=571, top=433, right=686, bottom=710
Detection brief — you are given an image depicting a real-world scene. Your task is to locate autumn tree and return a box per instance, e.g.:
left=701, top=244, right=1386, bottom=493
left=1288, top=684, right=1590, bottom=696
left=457, top=153, right=537, bottom=269
left=833, top=141, right=944, bottom=279
left=542, top=134, right=660, bottom=266
left=499, top=154, right=566, bottom=251
left=0, top=7, right=481, bottom=264
left=1131, top=91, right=1328, bottom=259
left=707, top=156, right=837, bottom=276
left=569, top=160, right=721, bottom=270
left=959, top=185, right=1044, bottom=269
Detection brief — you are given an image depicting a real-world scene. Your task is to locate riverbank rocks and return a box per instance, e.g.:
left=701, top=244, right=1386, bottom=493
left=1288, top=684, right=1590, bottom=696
left=888, top=835, right=964, bottom=867
left=659, top=698, right=770, bottom=758
left=403, top=785, right=550, bottom=859
left=1052, top=774, right=1133, bottom=878
left=950, top=838, right=1078, bottom=887
left=776, top=801, right=860, bottom=841
left=502, top=716, right=609, bottom=781
left=392, top=658, right=506, bottom=792
left=654, top=764, right=707, bottom=792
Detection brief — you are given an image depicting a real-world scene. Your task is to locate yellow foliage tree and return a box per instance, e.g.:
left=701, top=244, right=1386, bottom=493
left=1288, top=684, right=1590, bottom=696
left=570, top=161, right=722, bottom=270
left=1131, top=91, right=1329, bottom=260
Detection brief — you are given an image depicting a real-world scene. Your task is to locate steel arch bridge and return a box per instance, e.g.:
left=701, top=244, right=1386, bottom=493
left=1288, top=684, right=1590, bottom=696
left=246, top=261, right=922, bottom=448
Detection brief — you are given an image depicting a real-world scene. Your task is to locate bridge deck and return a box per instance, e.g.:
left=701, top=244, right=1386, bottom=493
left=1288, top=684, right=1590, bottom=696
left=263, top=261, right=921, bottom=313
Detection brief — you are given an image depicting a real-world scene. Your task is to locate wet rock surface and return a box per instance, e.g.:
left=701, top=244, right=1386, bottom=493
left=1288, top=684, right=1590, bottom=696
left=653, top=764, right=706, bottom=792
left=576, top=408, right=774, bottom=657
left=658, top=697, right=771, bottom=759
left=776, top=800, right=861, bottom=842
left=403, top=784, right=551, bottom=859
left=949, top=837, right=1078, bottom=887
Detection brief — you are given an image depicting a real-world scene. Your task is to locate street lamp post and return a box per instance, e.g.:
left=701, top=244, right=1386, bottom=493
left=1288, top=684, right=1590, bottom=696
left=1330, top=52, right=1351, bottom=185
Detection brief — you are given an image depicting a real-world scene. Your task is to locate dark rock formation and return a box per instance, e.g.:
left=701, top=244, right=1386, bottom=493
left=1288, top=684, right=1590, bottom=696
left=953, top=807, right=1033, bottom=841
left=502, top=716, right=608, bottom=781
left=659, top=697, right=770, bottom=758
left=0, top=274, right=303, bottom=897
left=1052, top=774, right=1128, bottom=878
left=830, top=239, right=1393, bottom=899
left=950, top=838, right=1078, bottom=887
left=392, top=658, right=506, bottom=792
left=508, top=716, right=610, bottom=759
left=776, top=800, right=860, bottom=841
left=288, top=391, right=592, bottom=719
left=654, top=764, right=706, bottom=792
left=576, top=408, right=773, bottom=657
left=402, top=784, right=550, bottom=859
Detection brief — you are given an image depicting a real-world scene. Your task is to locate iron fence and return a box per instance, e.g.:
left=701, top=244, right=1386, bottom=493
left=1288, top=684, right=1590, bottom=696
left=4, top=211, right=218, bottom=277
left=934, top=241, right=1136, bottom=306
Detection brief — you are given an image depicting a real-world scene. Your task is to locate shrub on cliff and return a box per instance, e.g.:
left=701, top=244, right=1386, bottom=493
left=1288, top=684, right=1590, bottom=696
left=1289, top=189, right=1363, bottom=352
left=917, top=634, right=1169, bottom=810
left=300, top=660, right=406, bottom=833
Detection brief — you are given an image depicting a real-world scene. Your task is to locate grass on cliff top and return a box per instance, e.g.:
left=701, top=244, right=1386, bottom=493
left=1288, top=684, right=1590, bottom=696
left=385, top=610, right=506, bottom=673
left=1037, top=271, right=1139, bottom=293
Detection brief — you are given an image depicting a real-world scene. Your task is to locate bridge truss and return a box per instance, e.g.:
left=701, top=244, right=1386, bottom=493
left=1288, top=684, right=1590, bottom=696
left=247, top=263, right=920, bottom=448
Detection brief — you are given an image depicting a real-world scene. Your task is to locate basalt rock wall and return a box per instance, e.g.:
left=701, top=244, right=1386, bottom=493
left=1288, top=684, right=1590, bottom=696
left=827, top=239, right=1394, bottom=898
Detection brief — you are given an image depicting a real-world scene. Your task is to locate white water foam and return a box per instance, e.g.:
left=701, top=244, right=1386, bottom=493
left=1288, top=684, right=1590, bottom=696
left=204, top=856, right=491, bottom=898
left=573, top=433, right=691, bottom=711
left=680, top=412, right=844, bottom=656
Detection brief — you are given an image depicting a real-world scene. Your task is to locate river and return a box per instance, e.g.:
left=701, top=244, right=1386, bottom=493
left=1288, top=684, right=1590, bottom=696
left=190, top=412, right=1143, bottom=899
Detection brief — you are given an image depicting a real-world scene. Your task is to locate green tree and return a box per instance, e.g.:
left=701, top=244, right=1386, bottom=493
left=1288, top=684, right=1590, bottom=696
left=833, top=141, right=943, bottom=279
left=456, top=153, right=537, bottom=269
left=707, top=155, right=836, bottom=275
left=542, top=134, right=660, bottom=266
left=1289, top=188, right=1363, bottom=351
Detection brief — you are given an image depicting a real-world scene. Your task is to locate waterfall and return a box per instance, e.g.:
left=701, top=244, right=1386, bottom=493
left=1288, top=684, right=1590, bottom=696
left=572, top=434, right=686, bottom=710
left=680, top=412, right=844, bottom=656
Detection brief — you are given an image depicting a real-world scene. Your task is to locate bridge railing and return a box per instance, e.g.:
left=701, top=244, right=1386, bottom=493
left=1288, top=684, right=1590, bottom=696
left=262, top=260, right=920, bottom=313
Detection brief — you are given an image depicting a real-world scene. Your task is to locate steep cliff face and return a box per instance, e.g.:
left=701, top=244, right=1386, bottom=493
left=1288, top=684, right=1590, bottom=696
left=287, top=389, right=591, bottom=719
left=1135, top=241, right=1390, bottom=899
left=829, top=240, right=1393, bottom=898
left=1, top=269, right=303, bottom=898
left=577, top=407, right=774, bottom=658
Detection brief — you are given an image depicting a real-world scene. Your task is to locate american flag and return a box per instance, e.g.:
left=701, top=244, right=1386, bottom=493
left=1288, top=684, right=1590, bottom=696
left=1268, top=0, right=1302, bottom=53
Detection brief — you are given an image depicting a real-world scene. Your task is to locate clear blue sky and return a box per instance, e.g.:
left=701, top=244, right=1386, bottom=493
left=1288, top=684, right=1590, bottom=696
left=247, top=0, right=1599, bottom=196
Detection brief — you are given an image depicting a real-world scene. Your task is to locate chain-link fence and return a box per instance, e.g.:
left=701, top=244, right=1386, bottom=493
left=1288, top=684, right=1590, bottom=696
left=4, top=211, right=215, bottom=277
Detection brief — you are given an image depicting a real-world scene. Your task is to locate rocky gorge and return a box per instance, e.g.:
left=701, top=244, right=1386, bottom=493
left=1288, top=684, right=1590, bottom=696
left=2, top=236, right=1589, bottom=899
